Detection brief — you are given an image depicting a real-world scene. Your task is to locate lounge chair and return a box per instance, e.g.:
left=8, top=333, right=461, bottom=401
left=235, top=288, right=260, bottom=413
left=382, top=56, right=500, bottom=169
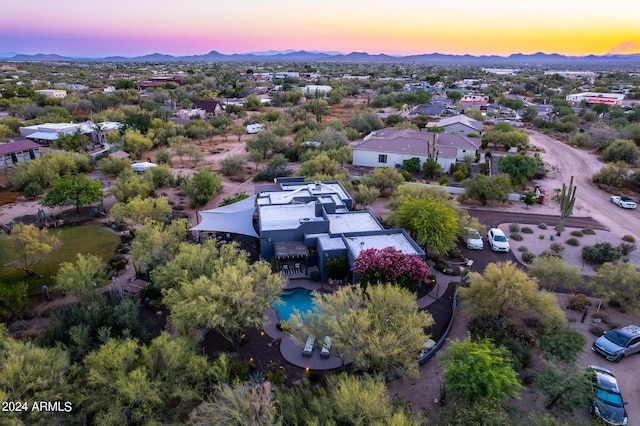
left=320, top=336, right=332, bottom=358
left=303, top=335, right=315, bottom=356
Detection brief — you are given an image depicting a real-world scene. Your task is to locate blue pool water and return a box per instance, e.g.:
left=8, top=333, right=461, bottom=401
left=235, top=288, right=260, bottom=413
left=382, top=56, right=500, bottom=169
left=275, top=288, right=317, bottom=321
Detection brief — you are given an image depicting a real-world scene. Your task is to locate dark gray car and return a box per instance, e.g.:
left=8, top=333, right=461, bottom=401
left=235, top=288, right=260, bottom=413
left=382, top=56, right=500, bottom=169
left=588, top=366, right=628, bottom=425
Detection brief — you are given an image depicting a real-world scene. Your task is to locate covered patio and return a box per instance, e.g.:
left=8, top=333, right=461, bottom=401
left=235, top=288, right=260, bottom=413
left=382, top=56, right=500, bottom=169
left=274, top=241, right=309, bottom=276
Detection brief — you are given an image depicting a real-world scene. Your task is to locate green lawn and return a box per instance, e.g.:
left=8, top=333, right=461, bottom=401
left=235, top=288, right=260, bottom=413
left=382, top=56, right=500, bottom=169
left=1, top=225, right=121, bottom=296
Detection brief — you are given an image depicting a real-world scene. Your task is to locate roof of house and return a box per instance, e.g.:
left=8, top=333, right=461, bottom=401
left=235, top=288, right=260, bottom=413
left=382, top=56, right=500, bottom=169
left=352, top=128, right=479, bottom=158
left=192, top=99, right=220, bottom=113
left=429, top=114, right=483, bottom=132
left=0, top=140, right=41, bottom=156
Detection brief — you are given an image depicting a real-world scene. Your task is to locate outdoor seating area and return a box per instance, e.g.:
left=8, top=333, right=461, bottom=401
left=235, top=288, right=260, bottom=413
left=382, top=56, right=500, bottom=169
left=320, top=336, right=332, bottom=358
left=281, top=262, right=302, bottom=276
left=303, top=335, right=315, bottom=356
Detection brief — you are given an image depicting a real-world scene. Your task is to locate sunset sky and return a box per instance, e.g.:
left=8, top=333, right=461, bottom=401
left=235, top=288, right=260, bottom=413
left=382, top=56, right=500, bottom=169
left=1, top=0, right=639, bottom=57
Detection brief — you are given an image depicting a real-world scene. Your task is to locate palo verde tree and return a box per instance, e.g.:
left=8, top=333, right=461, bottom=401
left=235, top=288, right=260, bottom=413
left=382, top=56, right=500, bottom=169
left=555, top=175, right=577, bottom=236
left=55, top=253, right=108, bottom=302
left=284, top=283, right=433, bottom=379
left=163, top=242, right=286, bottom=349
left=0, top=223, right=61, bottom=276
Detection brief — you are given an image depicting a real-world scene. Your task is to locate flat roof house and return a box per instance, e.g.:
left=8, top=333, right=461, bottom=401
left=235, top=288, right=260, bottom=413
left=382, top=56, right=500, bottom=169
left=352, top=128, right=480, bottom=173
left=190, top=177, right=424, bottom=282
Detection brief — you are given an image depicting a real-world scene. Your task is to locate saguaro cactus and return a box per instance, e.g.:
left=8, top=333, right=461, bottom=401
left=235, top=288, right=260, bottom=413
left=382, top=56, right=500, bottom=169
left=556, top=176, right=577, bottom=236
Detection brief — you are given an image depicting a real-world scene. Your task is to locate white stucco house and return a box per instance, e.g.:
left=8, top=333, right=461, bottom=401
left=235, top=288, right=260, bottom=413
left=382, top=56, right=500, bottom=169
left=351, top=128, right=481, bottom=172
left=426, top=114, right=483, bottom=136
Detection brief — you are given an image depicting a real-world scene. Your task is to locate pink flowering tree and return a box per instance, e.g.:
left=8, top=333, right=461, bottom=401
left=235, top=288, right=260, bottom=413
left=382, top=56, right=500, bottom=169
left=352, top=247, right=431, bottom=292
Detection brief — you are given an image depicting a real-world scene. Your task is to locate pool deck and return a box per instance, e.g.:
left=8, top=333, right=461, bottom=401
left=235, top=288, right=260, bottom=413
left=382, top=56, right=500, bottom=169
left=264, top=274, right=452, bottom=371
left=264, top=278, right=348, bottom=370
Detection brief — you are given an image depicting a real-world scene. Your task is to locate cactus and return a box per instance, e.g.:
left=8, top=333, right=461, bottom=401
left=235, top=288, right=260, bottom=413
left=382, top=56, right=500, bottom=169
left=555, top=176, right=577, bottom=236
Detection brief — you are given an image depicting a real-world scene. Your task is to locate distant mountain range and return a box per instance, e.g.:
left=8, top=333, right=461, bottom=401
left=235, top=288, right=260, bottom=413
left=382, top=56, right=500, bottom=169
left=4, top=50, right=640, bottom=66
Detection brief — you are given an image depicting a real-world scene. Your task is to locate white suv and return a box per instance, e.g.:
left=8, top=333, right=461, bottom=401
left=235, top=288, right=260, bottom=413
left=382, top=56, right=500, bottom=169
left=487, top=228, right=510, bottom=252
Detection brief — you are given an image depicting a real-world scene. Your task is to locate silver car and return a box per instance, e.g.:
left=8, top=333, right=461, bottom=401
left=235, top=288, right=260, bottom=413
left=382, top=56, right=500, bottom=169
left=592, top=325, right=640, bottom=362
left=463, top=227, right=483, bottom=250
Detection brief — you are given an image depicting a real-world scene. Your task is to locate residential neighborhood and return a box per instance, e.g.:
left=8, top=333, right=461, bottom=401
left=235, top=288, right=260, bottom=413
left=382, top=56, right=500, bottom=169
left=1, top=32, right=640, bottom=426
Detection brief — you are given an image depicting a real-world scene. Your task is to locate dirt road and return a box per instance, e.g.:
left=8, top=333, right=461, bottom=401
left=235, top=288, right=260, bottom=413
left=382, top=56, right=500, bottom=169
left=527, top=130, right=640, bottom=240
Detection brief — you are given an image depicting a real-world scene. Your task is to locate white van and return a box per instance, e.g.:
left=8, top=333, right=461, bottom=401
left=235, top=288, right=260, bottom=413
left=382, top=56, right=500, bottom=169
left=246, top=123, right=263, bottom=134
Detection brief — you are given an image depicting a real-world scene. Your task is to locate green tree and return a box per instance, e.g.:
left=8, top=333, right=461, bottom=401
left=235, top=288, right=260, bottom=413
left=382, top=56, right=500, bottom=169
left=460, top=174, right=512, bottom=205
left=246, top=131, right=286, bottom=160
left=121, top=129, right=153, bottom=159
left=0, top=281, right=29, bottom=321
left=285, top=283, right=433, bottom=378
left=535, top=359, right=591, bottom=412
left=497, top=155, right=539, bottom=188
left=0, top=326, right=72, bottom=425
left=143, top=163, right=175, bottom=188
left=169, top=135, right=191, bottom=166
left=0, top=223, right=61, bottom=276
left=392, top=196, right=459, bottom=255
left=164, top=243, right=286, bottom=349
left=110, top=196, right=172, bottom=227
left=73, top=333, right=213, bottom=425
left=11, top=151, right=90, bottom=193
left=230, top=123, right=246, bottom=141
left=402, top=157, right=421, bottom=173
left=299, top=151, right=339, bottom=177
left=55, top=253, right=107, bottom=301
left=459, top=261, right=564, bottom=329
left=243, top=94, right=262, bottom=110
left=185, top=119, right=213, bottom=145
left=589, top=261, right=640, bottom=313
left=360, top=167, right=404, bottom=194
left=97, top=156, right=132, bottom=176
left=439, top=335, right=521, bottom=404
left=53, top=128, right=89, bottom=152
left=528, top=256, right=583, bottom=292
left=179, top=167, right=222, bottom=208
left=350, top=110, right=384, bottom=134
left=131, top=219, right=189, bottom=274
left=42, top=173, right=104, bottom=213
left=446, top=90, right=463, bottom=103
left=110, top=168, right=153, bottom=203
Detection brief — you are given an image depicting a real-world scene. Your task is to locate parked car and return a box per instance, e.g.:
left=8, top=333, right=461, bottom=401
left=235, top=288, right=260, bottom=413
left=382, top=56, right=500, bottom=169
left=463, top=227, right=483, bottom=250
left=487, top=228, right=510, bottom=252
left=610, top=195, right=637, bottom=209
left=588, top=366, right=628, bottom=426
left=592, top=325, right=640, bottom=362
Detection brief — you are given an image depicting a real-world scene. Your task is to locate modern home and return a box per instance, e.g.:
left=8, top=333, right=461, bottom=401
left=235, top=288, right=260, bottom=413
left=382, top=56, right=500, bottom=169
left=19, top=121, right=121, bottom=146
left=426, top=114, right=483, bottom=136
left=459, top=94, right=489, bottom=109
left=565, top=92, right=625, bottom=106
left=0, top=139, right=41, bottom=169
left=351, top=128, right=481, bottom=172
left=190, top=177, right=424, bottom=282
left=34, top=89, right=67, bottom=98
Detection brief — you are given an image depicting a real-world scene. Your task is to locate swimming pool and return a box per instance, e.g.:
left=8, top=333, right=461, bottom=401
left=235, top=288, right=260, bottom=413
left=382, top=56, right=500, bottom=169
left=275, top=288, right=317, bottom=321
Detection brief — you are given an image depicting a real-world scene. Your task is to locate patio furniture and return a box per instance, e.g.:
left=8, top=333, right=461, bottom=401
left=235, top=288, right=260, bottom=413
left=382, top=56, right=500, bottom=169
left=294, top=262, right=301, bottom=274
left=281, top=264, right=289, bottom=274
left=303, top=335, right=315, bottom=356
left=320, top=336, right=332, bottom=358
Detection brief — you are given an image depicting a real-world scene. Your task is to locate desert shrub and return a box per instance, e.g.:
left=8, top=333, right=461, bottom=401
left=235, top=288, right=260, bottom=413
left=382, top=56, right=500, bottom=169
left=570, top=230, right=583, bottom=237
left=501, top=338, right=532, bottom=371
left=582, top=228, right=596, bottom=235
left=581, top=242, right=622, bottom=264
left=439, top=176, right=449, bottom=186
left=589, top=325, right=608, bottom=337
left=567, top=294, right=592, bottom=311
left=565, top=238, right=580, bottom=246
left=517, top=246, right=529, bottom=252
left=538, top=250, right=561, bottom=259
left=550, top=242, right=565, bottom=254
left=401, top=170, right=413, bottom=182
left=592, top=312, right=609, bottom=323
left=521, top=227, right=534, bottom=234
left=538, top=223, right=548, bottom=229
left=509, top=223, right=520, bottom=232
left=538, top=234, right=545, bottom=240
left=622, top=235, right=636, bottom=243
left=618, top=242, right=637, bottom=256
left=510, top=233, right=523, bottom=241
left=452, top=170, right=466, bottom=182
left=521, top=251, right=536, bottom=263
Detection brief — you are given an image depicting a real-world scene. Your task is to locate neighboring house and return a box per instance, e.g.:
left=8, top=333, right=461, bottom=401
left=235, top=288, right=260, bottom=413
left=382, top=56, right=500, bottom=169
left=301, top=85, right=332, bottom=96
left=459, top=94, right=489, bottom=109
left=0, top=139, right=41, bottom=169
left=426, top=114, right=483, bottom=136
left=190, top=177, right=424, bottom=282
left=408, top=103, right=449, bottom=116
left=20, top=121, right=121, bottom=146
left=191, top=99, right=224, bottom=118
left=177, top=108, right=206, bottom=120
left=34, top=89, right=67, bottom=98
left=352, top=128, right=480, bottom=172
